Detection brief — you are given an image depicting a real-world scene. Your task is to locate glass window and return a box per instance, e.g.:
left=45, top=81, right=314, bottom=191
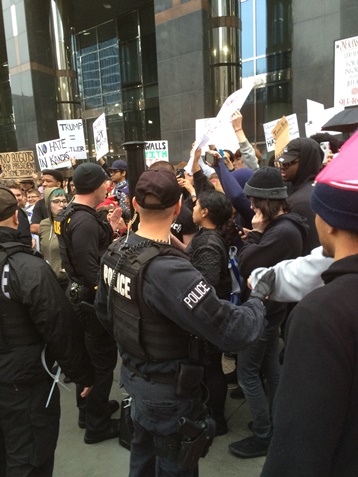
left=103, top=92, right=121, bottom=107
left=84, top=95, right=102, bottom=110
left=145, top=107, right=160, bottom=140
left=119, top=40, right=141, bottom=87
left=256, top=57, right=267, bottom=74
left=97, top=20, right=117, bottom=49
left=118, top=11, right=138, bottom=42
left=82, top=52, right=101, bottom=97
left=139, top=5, right=155, bottom=36
left=256, top=0, right=267, bottom=56
left=241, top=0, right=254, bottom=60
left=242, top=60, right=254, bottom=77
left=142, top=33, right=158, bottom=84
left=99, top=46, right=120, bottom=93
left=78, top=30, right=97, bottom=56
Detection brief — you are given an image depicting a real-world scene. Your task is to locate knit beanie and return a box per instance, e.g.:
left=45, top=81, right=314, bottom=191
left=243, top=167, right=288, bottom=199
left=73, top=163, right=108, bottom=194
left=311, top=183, right=358, bottom=233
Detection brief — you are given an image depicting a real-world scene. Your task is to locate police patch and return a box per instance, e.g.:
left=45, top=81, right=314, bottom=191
left=182, top=279, right=211, bottom=310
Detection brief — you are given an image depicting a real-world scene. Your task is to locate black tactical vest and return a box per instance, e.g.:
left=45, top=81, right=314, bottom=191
left=0, top=242, right=42, bottom=348
left=54, top=203, right=112, bottom=284
left=103, top=238, right=193, bottom=362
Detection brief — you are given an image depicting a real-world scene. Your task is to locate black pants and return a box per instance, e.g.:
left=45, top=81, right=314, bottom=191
left=0, top=380, right=60, bottom=477
left=71, top=300, right=118, bottom=433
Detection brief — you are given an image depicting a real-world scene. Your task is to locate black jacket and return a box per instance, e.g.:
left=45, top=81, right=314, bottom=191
left=286, top=139, right=322, bottom=254
left=0, top=227, right=94, bottom=386
left=262, top=254, right=358, bottom=477
left=239, top=213, right=308, bottom=306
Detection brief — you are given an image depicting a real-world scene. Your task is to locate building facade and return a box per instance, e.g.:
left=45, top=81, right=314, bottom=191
left=0, top=0, right=357, bottom=167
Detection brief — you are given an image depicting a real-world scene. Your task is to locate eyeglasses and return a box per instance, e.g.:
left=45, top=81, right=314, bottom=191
left=27, top=196, right=39, bottom=199
left=51, top=199, right=68, bottom=205
left=275, top=159, right=299, bottom=169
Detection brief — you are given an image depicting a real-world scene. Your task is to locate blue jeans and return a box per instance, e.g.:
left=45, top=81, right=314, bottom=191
left=237, top=324, right=281, bottom=440
left=121, top=364, right=202, bottom=477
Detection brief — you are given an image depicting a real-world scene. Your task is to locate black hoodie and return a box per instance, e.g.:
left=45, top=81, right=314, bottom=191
left=286, top=138, right=323, bottom=254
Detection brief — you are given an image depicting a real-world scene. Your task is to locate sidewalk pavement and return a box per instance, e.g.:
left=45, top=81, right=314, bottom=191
left=54, top=358, right=265, bottom=477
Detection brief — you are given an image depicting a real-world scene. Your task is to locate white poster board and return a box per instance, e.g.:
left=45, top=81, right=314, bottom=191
left=93, top=113, right=109, bottom=160
left=334, top=35, right=358, bottom=108
left=36, top=138, right=71, bottom=170
left=263, top=114, right=299, bottom=152
left=145, top=140, right=169, bottom=167
left=57, top=119, right=87, bottom=160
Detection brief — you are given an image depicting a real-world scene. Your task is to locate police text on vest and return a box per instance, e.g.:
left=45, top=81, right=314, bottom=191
left=103, top=263, right=131, bottom=299
left=183, top=280, right=211, bottom=310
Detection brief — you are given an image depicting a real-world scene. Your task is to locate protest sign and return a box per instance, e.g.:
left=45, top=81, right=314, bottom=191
left=57, top=119, right=87, bottom=160
left=145, top=141, right=169, bottom=167
left=195, top=118, right=239, bottom=153
left=0, top=151, right=35, bottom=179
left=93, top=113, right=109, bottom=160
left=272, top=116, right=290, bottom=159
left=36, top=138, right=71, bottom=170
left=187, top=78, right=255, bottom=172
left=263, top=114, right=299, bottom=152
left=334, top=35, right=358, bottom=108
left=305, top=100, right=343, bottom=137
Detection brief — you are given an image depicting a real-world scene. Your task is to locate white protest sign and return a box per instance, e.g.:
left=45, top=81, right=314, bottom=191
left=36, top=138, right=71, bottom=170
left=93, top=113, right=109, bottom=160
left=305, top=99, right=343, bottom=137
left=57, top=119, right=87, bottom=160
left=263, top=114, right=299, bottom=152
left=334, top=35, right=358, bottom=108
left=187, top=78, right=255, bottom=172
left=195, top=118, right=239, bottom=153
left=145, top=140, right=169, bottom=167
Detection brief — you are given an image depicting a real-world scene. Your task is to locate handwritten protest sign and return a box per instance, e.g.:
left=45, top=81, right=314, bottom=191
left=0, top=151, right=35, bottom=179
left=263, top=114, right=299, bottom=152
left=334, top=35, right=358, bottom=108
left=36, top=138, right=71, bottom=170
left=272, top=116, right=290, bottom=159
left=145, top=141, right=169, bottom=167
left=57, top=119, right=87, bottom=160
left=93, top=113, right=109, bottom=160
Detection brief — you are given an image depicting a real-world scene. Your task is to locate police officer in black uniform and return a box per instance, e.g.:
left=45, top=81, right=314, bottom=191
left=55, top=163, right=123, bottom=444
left=0, top=186, right=94, bottom=477
left=95, top=168, right=275, bottom=476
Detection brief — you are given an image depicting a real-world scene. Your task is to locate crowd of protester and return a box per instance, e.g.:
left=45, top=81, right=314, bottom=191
left=0, top=108, right=357, bottom=477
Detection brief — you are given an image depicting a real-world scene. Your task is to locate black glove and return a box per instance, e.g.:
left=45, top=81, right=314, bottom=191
left=248, top=269, right=275, bottom=302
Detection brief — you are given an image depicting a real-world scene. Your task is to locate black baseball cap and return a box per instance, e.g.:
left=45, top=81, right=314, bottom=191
left=135, top=169, right=181, bottom=210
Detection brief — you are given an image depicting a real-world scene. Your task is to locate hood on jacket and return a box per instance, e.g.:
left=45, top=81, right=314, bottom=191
left=43, top=187, right=66, bottom=223
left=270, top=212, right=310, bottom=243
left=290, top=138, right=323, bottom=193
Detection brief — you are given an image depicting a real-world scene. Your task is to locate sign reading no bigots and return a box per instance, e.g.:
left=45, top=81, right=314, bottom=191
left=0, top=150, right=35, bottom=179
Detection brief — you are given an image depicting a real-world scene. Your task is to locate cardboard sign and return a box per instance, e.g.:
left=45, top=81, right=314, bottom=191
left=263, top=114, right=299, bottom=152
left=145, top=141, right=169, bottom=167
left=57, top=119, right=87, bottom=160
left=93, top=113, right=109, bottom=160
left=272, top=116, right=290, bottom=159
left=36, top=138, right=71, bottom=170
left=0, top=151, right=35, bottom=179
